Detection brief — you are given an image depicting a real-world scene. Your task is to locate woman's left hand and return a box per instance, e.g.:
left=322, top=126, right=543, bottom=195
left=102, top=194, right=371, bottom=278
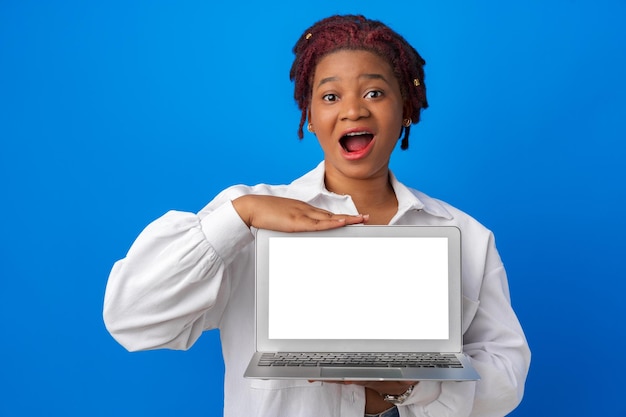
left=310, top=380, right=417, bottom=413
left=339, top=380, right=416, bottom=395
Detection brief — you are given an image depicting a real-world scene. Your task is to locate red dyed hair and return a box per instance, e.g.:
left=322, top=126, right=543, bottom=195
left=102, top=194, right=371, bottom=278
left=290, top=15, right=428, bottom=150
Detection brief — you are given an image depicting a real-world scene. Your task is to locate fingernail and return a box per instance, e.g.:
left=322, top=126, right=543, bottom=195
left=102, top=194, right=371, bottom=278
left=362, top=214, right=370, bottom=221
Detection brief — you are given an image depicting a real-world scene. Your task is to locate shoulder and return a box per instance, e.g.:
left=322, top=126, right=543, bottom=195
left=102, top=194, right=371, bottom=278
left=403, top=185, right=497, bottom=253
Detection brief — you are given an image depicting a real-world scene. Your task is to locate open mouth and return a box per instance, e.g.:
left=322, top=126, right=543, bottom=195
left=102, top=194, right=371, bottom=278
left=339, top=131, right=374, bottom=153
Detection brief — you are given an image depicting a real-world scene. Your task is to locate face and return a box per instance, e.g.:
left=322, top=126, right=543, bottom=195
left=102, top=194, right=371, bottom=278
left=308, top=49, right=406, bottom=188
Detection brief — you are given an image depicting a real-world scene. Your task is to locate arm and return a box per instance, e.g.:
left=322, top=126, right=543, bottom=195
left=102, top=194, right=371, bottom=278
left=103, top=201, right=253, bottom=351
left=103, top=192, right=366, bottom=352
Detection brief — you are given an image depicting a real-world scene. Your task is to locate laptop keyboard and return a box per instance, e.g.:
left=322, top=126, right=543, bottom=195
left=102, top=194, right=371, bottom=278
left=259, top=352, right=463, bottom=368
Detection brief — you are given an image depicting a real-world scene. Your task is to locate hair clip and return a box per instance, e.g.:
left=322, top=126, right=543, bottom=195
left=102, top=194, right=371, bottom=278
left=305, top=33, right=312, bottom=40
left=413, top=78, right=421, bottom=87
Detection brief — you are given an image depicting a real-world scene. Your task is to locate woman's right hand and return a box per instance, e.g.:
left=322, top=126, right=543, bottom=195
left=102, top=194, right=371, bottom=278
left=232, top=195, right=367, bottom=232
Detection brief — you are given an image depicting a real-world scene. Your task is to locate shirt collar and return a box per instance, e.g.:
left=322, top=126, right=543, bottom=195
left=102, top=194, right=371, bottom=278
left=285, top=161, right=453, bottom=220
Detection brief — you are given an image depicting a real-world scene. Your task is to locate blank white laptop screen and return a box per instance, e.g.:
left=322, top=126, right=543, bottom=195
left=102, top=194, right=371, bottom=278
left=267, top=236, right=449, bottom=341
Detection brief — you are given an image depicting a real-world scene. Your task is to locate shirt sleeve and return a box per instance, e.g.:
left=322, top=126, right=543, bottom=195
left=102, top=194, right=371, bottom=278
left=102, top=199, right=254, bottom=352
left=398, top=233, right=531, bottom=417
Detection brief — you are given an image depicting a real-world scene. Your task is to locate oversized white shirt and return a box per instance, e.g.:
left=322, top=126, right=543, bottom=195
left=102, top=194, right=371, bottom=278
left=103, top=162, right=530, bottom=417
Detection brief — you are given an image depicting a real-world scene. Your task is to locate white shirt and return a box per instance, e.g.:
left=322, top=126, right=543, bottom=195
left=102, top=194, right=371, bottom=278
left=103, top=162, right=530, bottom=417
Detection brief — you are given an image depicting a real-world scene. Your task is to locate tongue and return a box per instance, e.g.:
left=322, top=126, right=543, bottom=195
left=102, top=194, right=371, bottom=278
left=343, top=135, right=373, bottom=152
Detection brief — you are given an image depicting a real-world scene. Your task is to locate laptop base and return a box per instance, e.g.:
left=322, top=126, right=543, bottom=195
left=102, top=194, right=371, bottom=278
left=244, top=352, right=480, bottom=381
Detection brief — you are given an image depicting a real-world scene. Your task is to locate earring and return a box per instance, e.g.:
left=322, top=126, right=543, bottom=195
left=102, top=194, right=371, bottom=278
left=402, top=118, right=412, bottom=127
left=307, top=123, right=314, bottom=133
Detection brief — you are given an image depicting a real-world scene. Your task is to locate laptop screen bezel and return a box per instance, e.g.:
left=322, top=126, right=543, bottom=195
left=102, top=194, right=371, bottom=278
left=254, top=225, right=463, bottom=353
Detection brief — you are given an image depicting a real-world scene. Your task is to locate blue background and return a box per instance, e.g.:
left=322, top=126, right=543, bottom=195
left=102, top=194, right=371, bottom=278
left=1, top=1, right=625, bottom=416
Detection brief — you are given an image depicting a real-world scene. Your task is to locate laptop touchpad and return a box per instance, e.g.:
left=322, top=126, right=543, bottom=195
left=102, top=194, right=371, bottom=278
left=320, top=368, right=403, bottom=379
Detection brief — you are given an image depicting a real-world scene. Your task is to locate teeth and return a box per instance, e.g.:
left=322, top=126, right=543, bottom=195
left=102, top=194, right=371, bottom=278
left=345, top=131, right=370, bottom=136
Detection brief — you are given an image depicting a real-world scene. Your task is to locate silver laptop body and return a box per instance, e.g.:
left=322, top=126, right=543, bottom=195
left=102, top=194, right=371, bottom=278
left=244, top=225, right=480, bottom=381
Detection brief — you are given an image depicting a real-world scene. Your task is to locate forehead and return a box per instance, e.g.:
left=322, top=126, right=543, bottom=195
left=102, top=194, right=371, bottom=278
left=312, top=49, right=396, bottom=84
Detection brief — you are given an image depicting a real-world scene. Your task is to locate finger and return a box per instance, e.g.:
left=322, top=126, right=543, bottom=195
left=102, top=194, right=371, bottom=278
left=306, top=210, right=368, bottom=223
left=298, top=217, right=350, bottom=231
left=302, top=208, right=343, bottom=220
left=324, top=214, right=368, bottom=226
left=342, top=213, right=369, bottom=224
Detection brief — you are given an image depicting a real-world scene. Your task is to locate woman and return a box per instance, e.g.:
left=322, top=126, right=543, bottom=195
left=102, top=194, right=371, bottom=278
left=104, top=15, right=530, bottom=417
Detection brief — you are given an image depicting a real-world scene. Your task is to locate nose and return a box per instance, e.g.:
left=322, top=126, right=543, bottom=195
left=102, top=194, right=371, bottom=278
left=340, top=94, right=370, bottom=121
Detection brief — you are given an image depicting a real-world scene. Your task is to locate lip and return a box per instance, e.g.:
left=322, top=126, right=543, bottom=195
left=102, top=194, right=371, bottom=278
left=338, top=127, right=376, bottom=161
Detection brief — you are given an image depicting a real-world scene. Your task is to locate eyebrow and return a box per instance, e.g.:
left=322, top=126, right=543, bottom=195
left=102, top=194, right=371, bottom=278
left=316, top=73, right=389, bottom=88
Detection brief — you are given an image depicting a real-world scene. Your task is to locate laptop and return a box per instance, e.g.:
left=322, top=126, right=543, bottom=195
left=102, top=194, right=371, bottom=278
left=244, top=225, right=480, bottom=381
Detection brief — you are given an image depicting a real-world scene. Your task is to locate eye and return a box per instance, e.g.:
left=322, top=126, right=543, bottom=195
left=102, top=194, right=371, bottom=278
left=322, top=93, right=338, bottom=102
left=365, top=90, right=383, bottom=99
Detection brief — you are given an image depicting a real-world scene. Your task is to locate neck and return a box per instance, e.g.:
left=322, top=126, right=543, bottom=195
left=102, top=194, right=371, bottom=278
left=324, top=167, right=398, bottom=224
